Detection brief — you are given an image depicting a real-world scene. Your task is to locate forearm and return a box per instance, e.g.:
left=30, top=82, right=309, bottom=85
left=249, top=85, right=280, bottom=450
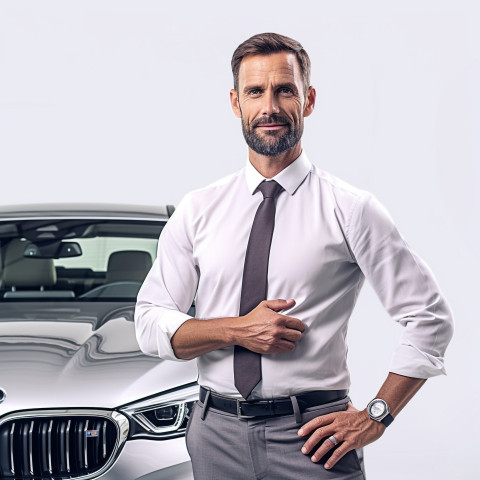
left=171, top=299, right=303, bottom=360
left=171, top=317, right=236, bottom=360
left=371, top=371, right=426, bottom=418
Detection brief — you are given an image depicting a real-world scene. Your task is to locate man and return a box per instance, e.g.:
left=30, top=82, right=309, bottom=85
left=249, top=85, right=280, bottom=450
left=135, top=33, right=453, bottom=479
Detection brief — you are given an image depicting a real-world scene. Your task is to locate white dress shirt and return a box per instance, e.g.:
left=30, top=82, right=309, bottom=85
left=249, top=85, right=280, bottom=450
left=135, top=152, right=454, bottom=399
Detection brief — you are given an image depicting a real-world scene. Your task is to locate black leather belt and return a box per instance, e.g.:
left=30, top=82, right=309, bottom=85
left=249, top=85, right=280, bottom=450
left=199, top=386, right=348, bottom=419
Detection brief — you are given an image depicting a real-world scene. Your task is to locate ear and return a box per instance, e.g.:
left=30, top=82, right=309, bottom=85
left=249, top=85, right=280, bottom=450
left=303, top=86, right=316, bottom=118
left=230, top=89, right=242, bottom=118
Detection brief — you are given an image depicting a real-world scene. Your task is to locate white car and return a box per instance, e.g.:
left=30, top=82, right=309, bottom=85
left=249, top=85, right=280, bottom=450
left=0, top=204, right=197, bottom=479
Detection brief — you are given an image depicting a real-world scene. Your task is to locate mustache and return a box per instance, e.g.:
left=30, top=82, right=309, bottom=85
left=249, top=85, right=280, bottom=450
left=251, top=115, right=291, bottom=128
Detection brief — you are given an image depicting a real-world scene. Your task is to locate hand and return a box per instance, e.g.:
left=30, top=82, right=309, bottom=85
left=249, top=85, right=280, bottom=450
left=297, top=403, right=385, bottom=469
left=236, top=299, right=305, bottom=354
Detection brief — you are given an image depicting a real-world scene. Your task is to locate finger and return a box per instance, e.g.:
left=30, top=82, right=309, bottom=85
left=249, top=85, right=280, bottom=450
left=263, top=298, right=296, bottom=311
left=263, top=339, right=297, bottom=354
left=298, top=413, right=336, bottom=436
left=300, top=426, right=335, bottom=455
left=281, top=329, right=303, bottom=342
left=324, top=443, right=350, bottom=469
left=311, top=436, right=340, bottom=463
left=283, top=317, right=306, bottom=332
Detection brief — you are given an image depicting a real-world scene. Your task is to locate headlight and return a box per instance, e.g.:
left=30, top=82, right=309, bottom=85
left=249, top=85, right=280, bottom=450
left=120, top=384, right=198, bottom=440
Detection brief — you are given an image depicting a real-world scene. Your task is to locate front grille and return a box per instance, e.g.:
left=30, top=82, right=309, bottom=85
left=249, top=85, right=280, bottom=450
left=0, top=410, right=128, bottom=479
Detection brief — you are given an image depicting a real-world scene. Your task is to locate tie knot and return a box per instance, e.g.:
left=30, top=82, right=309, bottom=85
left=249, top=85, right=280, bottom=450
left=256, top=180, right=284, bottom=199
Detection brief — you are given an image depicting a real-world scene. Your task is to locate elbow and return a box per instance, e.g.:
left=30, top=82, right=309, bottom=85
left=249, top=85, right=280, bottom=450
left=443, top=312, right=455, bottom=350
left=134, top=302, right=194, bottom=361
left=437, top=298, right=455, bottom=348
left=134, top=304, right=160, bottom=357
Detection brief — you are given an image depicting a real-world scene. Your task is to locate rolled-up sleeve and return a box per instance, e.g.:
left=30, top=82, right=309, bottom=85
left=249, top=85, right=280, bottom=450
left=135, top=194, right=198, bottom=361
left=348, top=193, right=454, bottom=378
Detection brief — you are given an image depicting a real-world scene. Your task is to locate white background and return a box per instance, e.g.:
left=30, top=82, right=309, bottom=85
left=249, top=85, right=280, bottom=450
left=0, top=1, right=478, bottom=478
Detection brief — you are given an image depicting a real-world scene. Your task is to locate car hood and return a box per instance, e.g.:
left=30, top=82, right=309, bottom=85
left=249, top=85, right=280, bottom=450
left=0, top=302, right=198, bottom=415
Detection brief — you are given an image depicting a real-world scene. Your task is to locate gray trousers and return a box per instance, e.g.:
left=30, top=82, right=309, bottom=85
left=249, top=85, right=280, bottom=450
left=185, top=395, right=366, bottom=480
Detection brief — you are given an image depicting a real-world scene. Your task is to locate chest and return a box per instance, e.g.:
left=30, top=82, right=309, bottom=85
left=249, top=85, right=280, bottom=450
left=192, top=188, right=353, bottom=290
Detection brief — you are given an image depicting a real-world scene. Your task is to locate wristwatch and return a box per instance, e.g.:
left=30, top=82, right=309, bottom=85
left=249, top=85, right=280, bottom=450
left=366, top=398, right=394, bottom=427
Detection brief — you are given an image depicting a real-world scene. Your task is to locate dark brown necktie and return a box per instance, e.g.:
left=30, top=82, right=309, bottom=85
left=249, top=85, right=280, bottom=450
left=234, top=180, right=284, bottom=399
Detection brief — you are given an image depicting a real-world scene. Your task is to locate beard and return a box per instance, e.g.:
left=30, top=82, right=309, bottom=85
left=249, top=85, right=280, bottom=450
left=241, top=114, right=303, bottom=156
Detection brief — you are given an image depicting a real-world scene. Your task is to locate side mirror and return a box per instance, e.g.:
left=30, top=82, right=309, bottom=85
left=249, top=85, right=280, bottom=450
left=24, top=241, right=82, bottom=259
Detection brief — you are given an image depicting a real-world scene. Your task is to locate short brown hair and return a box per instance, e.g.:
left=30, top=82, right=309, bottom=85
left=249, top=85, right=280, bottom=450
left=231, top=32, right=311, bottom=93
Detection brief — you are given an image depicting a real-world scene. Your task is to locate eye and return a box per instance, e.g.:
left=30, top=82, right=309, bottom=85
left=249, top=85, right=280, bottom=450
left=279, top=87, right=294, bottom=95
left=248, top=88, right=262, bottom=96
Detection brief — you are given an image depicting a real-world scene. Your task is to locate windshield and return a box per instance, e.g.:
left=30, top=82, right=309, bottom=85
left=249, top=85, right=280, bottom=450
left=0, top=218, right=162, bottom=301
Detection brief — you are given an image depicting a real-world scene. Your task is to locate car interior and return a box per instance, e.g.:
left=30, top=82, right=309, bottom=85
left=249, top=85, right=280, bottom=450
left=0, top=219, right=163, bottom=300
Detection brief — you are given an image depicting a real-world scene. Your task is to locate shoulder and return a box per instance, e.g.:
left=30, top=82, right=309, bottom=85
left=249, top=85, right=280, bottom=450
left=310, top=165, right=369, bottom=202
left=183, top=168, right=245, bottom=205
left=168, top=168, right=245, bottom=232
left=307, top=164, right=392, bottom=238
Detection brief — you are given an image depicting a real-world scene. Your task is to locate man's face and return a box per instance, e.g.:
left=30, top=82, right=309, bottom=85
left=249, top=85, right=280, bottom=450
left=230, top=52, right=314, bottom=157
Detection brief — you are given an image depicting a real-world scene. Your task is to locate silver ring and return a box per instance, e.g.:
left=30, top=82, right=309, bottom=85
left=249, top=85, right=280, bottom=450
left=328, top=435, right=338, bottom=445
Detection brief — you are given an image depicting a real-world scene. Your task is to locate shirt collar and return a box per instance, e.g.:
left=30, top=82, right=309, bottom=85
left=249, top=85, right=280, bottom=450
left=244, top=151, right=312, bottom=196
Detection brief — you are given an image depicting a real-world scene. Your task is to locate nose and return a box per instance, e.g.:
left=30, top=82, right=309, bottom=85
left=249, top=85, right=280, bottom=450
left=261, top=88, right=280, bottom=116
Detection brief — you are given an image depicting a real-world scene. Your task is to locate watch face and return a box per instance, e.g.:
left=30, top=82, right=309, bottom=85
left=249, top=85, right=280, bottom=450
left=370, top=401, right=386, bottom=418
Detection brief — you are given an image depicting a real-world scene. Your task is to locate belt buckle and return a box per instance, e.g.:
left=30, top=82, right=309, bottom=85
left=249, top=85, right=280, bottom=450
left=236, top=400, right=255, bottom=419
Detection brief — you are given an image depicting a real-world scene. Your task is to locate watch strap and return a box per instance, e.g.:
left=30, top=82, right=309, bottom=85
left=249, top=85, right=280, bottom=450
left=381, top=413, right=394, bottom=427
